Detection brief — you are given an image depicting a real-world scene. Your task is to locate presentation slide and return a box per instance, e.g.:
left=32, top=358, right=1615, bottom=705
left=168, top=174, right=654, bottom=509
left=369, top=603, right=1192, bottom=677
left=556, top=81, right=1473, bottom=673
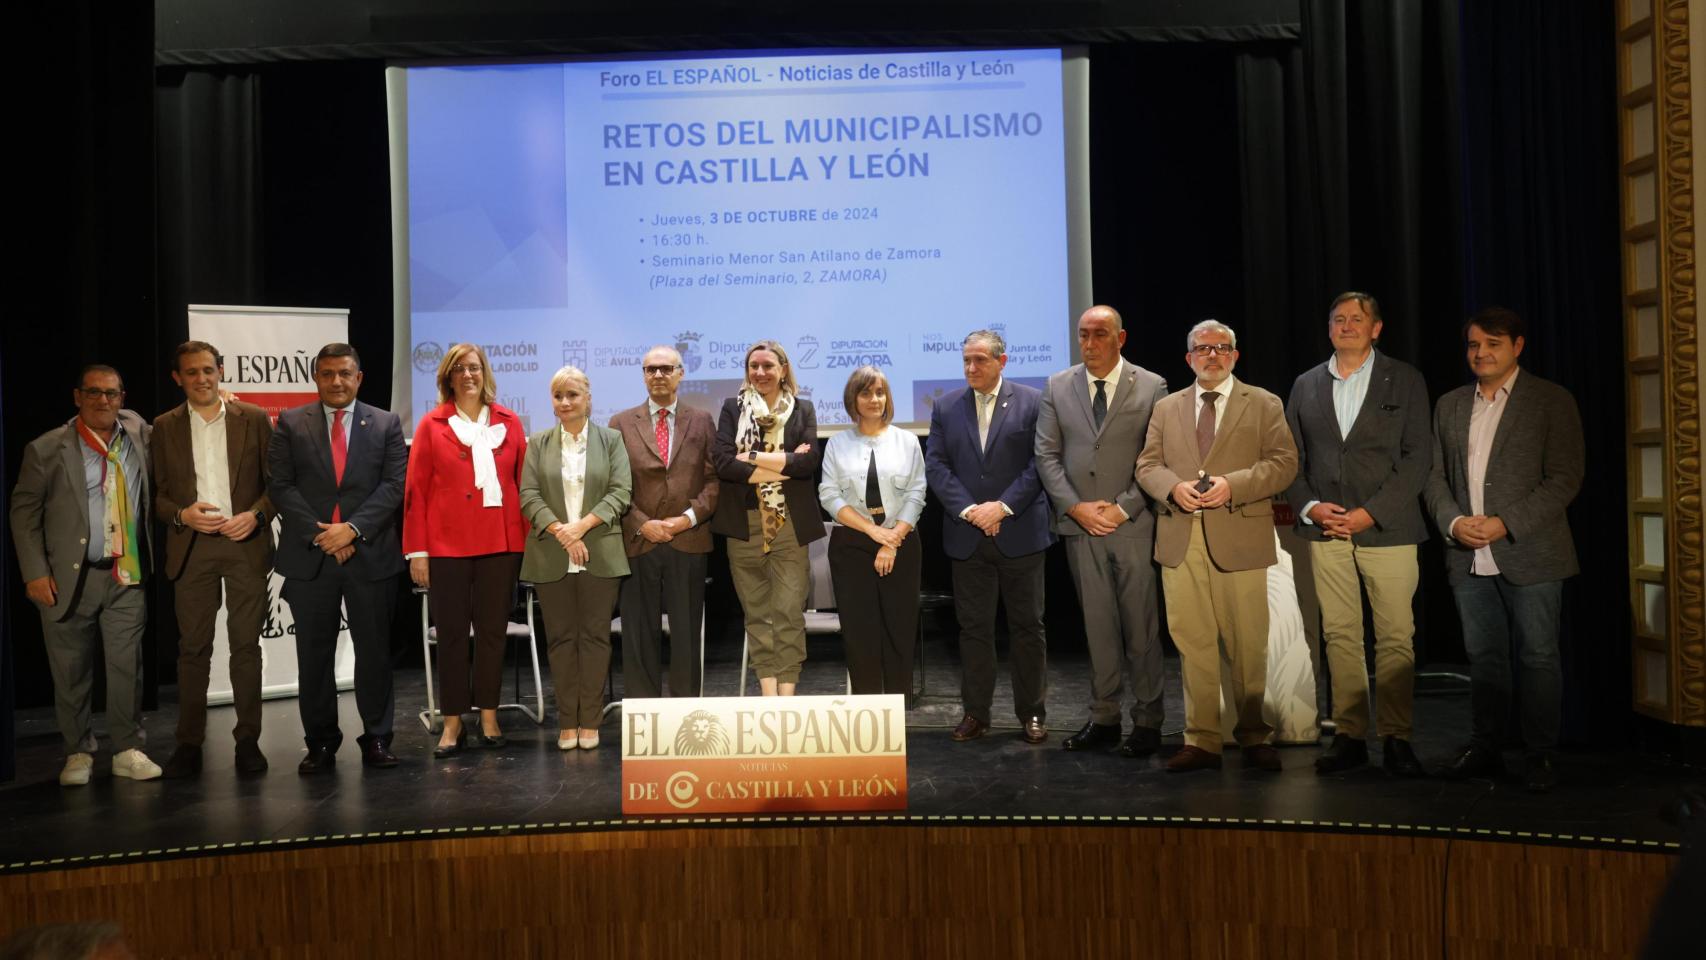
left=395, top=48, right=1080, bottom=436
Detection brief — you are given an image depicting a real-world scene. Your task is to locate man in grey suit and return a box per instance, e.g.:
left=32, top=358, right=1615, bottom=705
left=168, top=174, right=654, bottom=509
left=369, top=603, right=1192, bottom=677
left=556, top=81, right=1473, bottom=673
left=1036, top=305, right=1169, bottom=757
left=1424, top=307, right=1583, bottom=793
left=1286, top=292, right=1431, bottom=778
left=9, top=365, right=162, bottom=785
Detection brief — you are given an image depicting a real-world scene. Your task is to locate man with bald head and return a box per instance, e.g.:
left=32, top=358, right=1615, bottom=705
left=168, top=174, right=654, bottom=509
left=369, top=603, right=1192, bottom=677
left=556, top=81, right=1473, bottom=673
left=610, top=344, right=718, bottom=698
left=1036, top=305, right=1170, bottom=758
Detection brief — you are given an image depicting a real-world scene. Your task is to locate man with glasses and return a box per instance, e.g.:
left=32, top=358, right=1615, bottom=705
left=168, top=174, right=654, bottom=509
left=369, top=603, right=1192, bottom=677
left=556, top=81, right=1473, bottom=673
left=1286, top=292, right=1432, bottom=778
left=609, top=345, right=718, bottom=698
left=1035, top=305, right=1170, bottom=758
left=151, top=341, right=275, bottom=778
left=1137, top=320, right=1297, bottom=772
left=11, top=366, right=162, bottom=785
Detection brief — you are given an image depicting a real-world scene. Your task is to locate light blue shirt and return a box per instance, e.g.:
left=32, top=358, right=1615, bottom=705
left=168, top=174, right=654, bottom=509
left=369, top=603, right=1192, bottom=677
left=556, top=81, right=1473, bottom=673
left=82, top=421, right=144, bottom=563
left=817, top=425, right=927, bottom=529
left=1302, top=352, right=1375, bottom=524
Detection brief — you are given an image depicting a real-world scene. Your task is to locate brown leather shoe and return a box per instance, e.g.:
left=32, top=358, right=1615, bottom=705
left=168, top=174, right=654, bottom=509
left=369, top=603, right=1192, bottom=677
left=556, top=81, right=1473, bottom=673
left=1243, top=743, right=1282, bottom=771
left=1165, top=745, right=1223, bottom=772
left=951, top=715, right=988, bottom=742
left=1021, top=717, right=1047, bottom=744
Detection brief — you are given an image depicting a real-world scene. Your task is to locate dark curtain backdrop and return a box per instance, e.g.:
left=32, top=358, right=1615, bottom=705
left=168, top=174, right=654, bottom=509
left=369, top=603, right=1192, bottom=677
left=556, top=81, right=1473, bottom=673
left=3, top=1, right=1629, bottom=748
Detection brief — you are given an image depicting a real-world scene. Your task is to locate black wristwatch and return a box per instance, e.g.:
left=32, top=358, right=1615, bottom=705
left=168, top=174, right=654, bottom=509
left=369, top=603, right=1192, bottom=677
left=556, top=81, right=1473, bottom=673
left=746, top=450, right=758, bottom=463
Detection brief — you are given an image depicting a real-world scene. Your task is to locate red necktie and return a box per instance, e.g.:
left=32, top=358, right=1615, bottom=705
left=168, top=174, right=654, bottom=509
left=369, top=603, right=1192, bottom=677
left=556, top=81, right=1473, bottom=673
left=331, top=408, right=347, bottom=522
left=655, top=409, right=670, bottom=466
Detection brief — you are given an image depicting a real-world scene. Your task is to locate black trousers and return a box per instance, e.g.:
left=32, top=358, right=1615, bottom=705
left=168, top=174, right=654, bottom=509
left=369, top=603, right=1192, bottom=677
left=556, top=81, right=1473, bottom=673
left=619, top=544, right=708, bottom=698
left=951, top=539, right=1048, bottom=724
left=283, top=563, right=400, bottom=748
left=827, top=525, right=921, bottom=696
left=428, top=553, right=522, bottom=715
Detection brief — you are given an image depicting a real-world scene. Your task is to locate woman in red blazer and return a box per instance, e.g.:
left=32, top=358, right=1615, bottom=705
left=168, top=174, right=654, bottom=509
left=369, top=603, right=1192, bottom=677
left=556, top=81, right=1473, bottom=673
left=404, top=343, right=529, bottom=757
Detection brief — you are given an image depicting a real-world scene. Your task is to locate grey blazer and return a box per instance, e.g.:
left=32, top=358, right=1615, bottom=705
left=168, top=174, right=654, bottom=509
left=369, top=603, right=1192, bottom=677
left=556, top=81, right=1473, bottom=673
left=1285, top=350, right=1432, bottom=546
left=518, top=423, right=632, bottom=584
left=1422, top=370, right=1584, bottom=586
left=1035, top=359, right=1168, bottom=540
left=9, top=410, right=151, bottom=621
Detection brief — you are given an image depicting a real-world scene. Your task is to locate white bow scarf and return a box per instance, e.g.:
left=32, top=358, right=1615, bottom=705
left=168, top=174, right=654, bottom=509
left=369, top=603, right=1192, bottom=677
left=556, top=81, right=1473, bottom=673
left=446, top=410, right=508, bottom=507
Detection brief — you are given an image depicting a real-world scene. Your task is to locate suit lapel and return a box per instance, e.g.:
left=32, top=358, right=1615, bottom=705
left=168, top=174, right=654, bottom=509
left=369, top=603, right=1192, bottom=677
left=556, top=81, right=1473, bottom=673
left=1486, top=372, right=1526, bottom=466
left=539, top=427, right=567, bottom=515
left=983, top=381, right=1016, bottom=454
left=584, top=427, right=606, bottom=499
left=1176, top=388, right=1203, bottom=474
left=308, top=404, right=336, bottom=483
left=1205, top=381, right=1250, bottom=466
left=637, top=407, right=663, bottom=466
left=958, top=389, right=985, bottom=462
left=1068, top=366, right=1097, bottom=435
left=224, top=403, right=245, bottom=491
left=58, top=425, right=91, bottom=530
left=1312, top=363, right=1342, bottom=444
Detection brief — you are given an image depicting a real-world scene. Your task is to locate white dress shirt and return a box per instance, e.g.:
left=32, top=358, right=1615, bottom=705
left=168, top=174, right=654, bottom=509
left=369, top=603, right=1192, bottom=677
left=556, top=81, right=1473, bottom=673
left=1086, top=357, right=1125, bottom=411
left=188, top=400, right=235, bottom=519
left=559, top=425, right=589, bottom=574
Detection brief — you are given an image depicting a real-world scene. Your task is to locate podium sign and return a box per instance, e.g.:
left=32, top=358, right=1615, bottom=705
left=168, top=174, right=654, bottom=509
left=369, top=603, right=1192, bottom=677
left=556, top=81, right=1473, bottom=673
left=621, top=695, right=908, bottom=815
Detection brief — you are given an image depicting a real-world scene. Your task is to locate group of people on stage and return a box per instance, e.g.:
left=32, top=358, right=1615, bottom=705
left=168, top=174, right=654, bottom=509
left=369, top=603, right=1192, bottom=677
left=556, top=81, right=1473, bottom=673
left=12, top=291, right=1583, bottom=793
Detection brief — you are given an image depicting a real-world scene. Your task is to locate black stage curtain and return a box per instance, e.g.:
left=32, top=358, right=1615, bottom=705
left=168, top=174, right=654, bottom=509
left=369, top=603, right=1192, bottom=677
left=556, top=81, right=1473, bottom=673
left=3, top=1, right=157, bottom=716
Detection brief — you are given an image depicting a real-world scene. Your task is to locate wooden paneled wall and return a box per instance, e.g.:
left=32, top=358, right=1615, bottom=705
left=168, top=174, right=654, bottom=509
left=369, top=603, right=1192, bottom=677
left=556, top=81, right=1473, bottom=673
left=0, top=826, right=1679, bottom=959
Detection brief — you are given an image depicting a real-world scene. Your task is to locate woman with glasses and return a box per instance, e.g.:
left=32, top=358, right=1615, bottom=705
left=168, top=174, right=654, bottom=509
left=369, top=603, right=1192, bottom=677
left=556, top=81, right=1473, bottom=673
left=403, top=343, right=529, bottom=757
left=519, top=366, right=631, bottom=750
left=817, top=366, right=926, bottom=696
left=710, top=340, right=822, bottom=696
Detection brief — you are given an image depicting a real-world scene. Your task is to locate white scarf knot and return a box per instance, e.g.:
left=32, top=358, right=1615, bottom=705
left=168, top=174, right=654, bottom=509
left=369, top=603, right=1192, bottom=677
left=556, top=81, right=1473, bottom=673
left=446, top=409, right=507, bottom=507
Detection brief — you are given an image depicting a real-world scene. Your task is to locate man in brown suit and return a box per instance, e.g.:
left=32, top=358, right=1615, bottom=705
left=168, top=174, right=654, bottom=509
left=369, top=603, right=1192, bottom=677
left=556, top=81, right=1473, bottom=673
left=1136, top=320, right=1297, bottom=772
left=609, top=345, right=718, bottom=698
left=151, top=341, right=275, bottom=778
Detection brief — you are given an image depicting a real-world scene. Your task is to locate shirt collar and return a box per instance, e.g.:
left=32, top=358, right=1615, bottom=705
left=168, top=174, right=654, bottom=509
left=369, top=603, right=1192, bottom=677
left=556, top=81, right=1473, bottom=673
left=560, top=423, right=588, bottom=444
left=1088, top=357, right=1124, bottom=386
left=1477, top=365, right=1520, bottom=400
left=1194, top=375, right=1236, bottom=402
left=190, top=399, right=227, bottom=426
left=646, top=398, right=679, bottom=418
left=1327, top=350, right=1375, bottom=382
left=323, top=401, right=355, bottom=421
left=975, top=377, right=1004, bottom=401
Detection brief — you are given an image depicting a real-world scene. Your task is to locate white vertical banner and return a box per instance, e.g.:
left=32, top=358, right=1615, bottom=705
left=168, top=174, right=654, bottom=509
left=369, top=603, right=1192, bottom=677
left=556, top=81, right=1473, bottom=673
left=186, top=305, right=352, bottom=701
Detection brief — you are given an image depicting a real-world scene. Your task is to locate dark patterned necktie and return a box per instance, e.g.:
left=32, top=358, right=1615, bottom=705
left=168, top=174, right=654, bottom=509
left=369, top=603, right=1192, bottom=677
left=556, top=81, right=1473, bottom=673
left=1092, top=379, right=1108, bottom=429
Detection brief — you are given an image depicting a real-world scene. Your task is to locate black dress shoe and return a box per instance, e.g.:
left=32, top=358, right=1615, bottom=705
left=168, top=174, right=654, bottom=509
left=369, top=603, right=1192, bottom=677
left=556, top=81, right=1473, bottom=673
left=1524, top=753, right=1559, bottom=793
left=476, top=731, right=509, bottom=749
left=1062, top=720, right=1121, bottom=752
left=1119, top=726, right=1161, bottom=758
left=1438, top=741, right=1504, bottom=780
left=360, top=738, right=399, bottom=768
left=433, top=735, right=465, bottom=759
left=297, top=745, right=337, bottom=775
left=1381, top=737, right=1425, bottom=778
left=1315, top=735, right=1369, bottom=774
left=162, top=745, right=202, bottom=780
left=234, top=738, right=269, bottom=775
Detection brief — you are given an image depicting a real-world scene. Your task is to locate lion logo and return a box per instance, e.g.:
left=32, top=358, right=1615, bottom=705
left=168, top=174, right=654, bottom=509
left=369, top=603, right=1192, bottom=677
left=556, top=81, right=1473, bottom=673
left=673, top=710, right=731, bottom=756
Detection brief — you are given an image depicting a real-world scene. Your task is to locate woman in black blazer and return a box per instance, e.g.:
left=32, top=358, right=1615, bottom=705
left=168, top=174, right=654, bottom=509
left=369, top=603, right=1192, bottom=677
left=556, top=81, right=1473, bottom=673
left=711, top=340, right=823, bottom=696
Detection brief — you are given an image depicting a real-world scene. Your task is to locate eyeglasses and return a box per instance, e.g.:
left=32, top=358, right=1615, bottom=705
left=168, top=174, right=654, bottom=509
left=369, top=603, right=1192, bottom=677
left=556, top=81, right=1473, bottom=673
left=79, top=388, right=123, bottom=401
left=1190, top=344, right=1235, bottom=357
left=643, top=365, right=680, bottom=377
left=449, top=363, right=483, bottom=376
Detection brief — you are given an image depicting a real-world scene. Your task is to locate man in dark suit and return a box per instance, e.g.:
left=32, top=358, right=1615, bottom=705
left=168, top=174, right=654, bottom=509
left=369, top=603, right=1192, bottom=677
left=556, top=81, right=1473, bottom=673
left=1286, top=292, right=1432, bottom=778
left=924, top=329, right=1054, bottom=743
left=267, top=343, right=408, bottom=773
left=1424, top=307, right=1583, bottom=792
left=10, top=365, right=160, bottom=785
left=1137, top=319, right=1298, bottom=772
left=610, top=344, right=718, bottom=699
left=1036, top=305, right=1170, bottom=757
left=151, top=340, right=275, bottom=778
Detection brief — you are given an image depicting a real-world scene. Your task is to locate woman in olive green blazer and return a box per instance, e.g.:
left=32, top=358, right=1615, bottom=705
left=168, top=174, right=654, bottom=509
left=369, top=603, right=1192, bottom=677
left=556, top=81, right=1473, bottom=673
left=519, top=366, right=632, bottom=750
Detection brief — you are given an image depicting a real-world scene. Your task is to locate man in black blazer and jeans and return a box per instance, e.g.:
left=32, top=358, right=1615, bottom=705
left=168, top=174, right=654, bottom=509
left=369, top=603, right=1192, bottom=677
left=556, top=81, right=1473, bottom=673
left=267, top=343, right=409, bottom=772
left=1286, top=292, right=1432, bottom=778
left=1424, top=308, right=1584, bottom=792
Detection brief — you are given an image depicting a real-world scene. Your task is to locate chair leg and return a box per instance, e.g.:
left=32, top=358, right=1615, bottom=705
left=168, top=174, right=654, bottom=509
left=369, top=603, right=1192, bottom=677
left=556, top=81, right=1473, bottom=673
left=420, top=592, right=440, bottom=733
left=739, top=633, right=750, bottom=697
left=525, top=591, right=545, bottom=725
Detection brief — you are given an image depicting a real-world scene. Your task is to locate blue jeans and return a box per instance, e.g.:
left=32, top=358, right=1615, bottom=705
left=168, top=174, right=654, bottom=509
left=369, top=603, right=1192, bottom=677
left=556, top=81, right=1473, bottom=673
left=1451, top=575, right=1563, bottom=752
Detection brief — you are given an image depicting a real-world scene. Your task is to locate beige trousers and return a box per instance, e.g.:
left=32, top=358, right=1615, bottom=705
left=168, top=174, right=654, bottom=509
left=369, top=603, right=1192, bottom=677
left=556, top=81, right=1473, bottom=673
left=1160, top=519, right=1271, bottom=752
left=1309, top=539, right=1418, bottom=739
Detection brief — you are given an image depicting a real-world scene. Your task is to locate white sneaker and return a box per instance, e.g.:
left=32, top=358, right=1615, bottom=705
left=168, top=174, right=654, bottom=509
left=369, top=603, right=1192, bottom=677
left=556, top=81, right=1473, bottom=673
left=59, top=753, right=94, bottom=787
left=112, top=748, right=162, bottom=781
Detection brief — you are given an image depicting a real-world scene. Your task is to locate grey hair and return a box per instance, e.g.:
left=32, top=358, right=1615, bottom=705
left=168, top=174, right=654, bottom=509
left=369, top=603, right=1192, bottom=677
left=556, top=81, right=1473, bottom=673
left=1186, top=319, right=1238, bottom=351
left=961, top=329, right=1007, bottom=360
left=643, top=344, right=683, bottom=367
left=0, top=922, right=126, bottom=960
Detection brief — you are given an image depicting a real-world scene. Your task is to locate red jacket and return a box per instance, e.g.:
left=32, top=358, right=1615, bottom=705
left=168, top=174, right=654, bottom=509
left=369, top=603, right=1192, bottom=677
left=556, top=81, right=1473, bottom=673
left=402, top=402, right=529, bottom=557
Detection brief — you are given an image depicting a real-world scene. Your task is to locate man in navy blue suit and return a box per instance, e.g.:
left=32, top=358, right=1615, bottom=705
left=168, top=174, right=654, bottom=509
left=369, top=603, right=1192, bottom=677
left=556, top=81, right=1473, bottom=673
left=267, top=343, right=408, bottom=773
left=925, top=329, right=1055, bottom=743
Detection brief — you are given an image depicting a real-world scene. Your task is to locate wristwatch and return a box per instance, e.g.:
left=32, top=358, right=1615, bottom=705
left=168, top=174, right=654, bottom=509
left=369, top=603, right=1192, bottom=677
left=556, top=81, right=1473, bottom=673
left=746, top=450, right=758, bottom=463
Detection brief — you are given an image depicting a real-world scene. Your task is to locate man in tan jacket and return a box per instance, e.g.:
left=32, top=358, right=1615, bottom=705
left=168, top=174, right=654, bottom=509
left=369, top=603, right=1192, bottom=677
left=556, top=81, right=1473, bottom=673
left=1136, top=320, right=1297, bottom=772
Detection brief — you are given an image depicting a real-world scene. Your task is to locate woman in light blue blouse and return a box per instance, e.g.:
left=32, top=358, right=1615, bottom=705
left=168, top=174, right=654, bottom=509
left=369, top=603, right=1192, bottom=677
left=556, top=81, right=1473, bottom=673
left=817, top=365, right=927, bottom=695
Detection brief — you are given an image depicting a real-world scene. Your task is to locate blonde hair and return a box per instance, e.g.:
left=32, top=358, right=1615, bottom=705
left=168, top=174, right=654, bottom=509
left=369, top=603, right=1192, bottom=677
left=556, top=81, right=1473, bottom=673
left=742, top=340, right=799, bottom=396
left=436, top=343, right=498, bottom=405
left=550, top=364, right=590, bottom=399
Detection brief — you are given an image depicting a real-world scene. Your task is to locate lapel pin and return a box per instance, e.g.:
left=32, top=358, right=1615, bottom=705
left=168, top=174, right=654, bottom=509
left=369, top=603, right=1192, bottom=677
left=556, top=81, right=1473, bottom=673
left=1001, top=401, right=1008, bottom=409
